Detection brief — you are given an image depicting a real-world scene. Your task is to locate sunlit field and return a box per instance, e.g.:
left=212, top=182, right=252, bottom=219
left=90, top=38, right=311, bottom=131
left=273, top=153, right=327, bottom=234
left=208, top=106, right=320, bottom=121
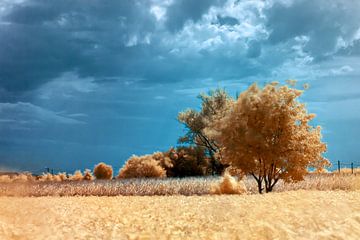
left=1, top=173, right=360, bottom=239
left=0, top=173, right=359, bottom=197
left=1, top=191, right=360, bottom=239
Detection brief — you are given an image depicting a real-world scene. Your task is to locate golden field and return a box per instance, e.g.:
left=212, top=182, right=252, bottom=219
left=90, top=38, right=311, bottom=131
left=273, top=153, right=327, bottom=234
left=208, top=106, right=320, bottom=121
left=0, top=173, right=360, bottom=239
left=1, top=190, right=360, bottom=239
left=1, top=173, right=360, bottom=197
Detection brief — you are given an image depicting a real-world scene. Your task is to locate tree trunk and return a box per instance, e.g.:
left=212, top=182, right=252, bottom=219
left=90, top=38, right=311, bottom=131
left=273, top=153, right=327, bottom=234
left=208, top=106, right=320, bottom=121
left=265, top=178, right=279, bottom=193
left=265, top=184, right=273, bottom=193
left=251, top=172, right=264, bottom=194
left=257, top=179, right=263, bottom=194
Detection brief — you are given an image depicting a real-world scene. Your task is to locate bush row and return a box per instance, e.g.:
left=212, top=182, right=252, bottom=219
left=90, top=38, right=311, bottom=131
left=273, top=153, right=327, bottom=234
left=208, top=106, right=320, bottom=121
left=0, top=146, right=226, bottom=182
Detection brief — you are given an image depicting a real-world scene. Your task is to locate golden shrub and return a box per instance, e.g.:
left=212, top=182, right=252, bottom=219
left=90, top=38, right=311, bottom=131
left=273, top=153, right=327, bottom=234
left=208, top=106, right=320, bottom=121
left=212, top=172, right=247, bottom=194
left=38, top=173, right=58, bottom=182
left=57, top=172, right=68, bottom=181
left=118, top=154, right=166, bottom=178
left=0, top=175, right=12, bottom=183
left=70, top=170, right=84, bottom=181
left=83, top=169, right=94, bottom=180
left=152, top=151, right=173, bottom=170
left=93, top=163, right=113, bottom=180
left=12, top=173, right=35, bottom=182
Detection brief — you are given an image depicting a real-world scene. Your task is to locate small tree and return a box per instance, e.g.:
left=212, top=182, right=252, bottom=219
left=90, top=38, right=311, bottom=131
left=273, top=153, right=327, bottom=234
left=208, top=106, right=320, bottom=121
left=178, top=88, right=234, bottom=175
left=208, top=82, right=330, bottom=193
left=93, top=162, right=113, bottom=180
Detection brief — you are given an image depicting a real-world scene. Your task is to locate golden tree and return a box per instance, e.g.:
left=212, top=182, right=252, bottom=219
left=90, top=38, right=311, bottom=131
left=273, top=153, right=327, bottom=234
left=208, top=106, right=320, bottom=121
left=207, top=82, right=330, bottom=193
left=177, top=88, right=234, bottom=174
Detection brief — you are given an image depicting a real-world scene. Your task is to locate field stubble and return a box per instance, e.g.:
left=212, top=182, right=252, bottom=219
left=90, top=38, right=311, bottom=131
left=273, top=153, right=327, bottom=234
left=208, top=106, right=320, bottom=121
left=0, top=173, right=359, bottom=197
left=0, top=191, right=360, bottom=239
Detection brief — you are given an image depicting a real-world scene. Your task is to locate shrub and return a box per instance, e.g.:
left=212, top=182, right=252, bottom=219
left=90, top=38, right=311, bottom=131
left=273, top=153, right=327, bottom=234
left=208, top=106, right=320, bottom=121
left=12, top=173, right=35, bottom=182
left=83, top=169, right=94, bottom=180
left=166, top=146, right=209, bottom=177
left=94, top=162, right=113, bottom=180
left=57, top=172, right=68, bottom=181
left=70, top=170, right=84, bottom=181
left=0, top=175, right=11, bottom=183
left=152, top=151, right=173, bottom=171
left=118, top=147, right=214, bottom=179
left=39, top=173, right=56, bottom=182
left=118, top=154, right=166, bottom=178
left=212, top=172, right=247, bottom=194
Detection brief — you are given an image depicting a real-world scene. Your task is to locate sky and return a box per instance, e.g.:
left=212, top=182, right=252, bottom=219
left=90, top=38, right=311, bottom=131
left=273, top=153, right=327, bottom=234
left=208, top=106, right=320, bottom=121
left=0, top=0, right=360, bottom=173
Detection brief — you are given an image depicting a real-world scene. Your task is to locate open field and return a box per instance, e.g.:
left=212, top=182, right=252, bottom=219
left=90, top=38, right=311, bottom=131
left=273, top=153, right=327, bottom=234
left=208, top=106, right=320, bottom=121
left=1, top=173, right=359, bottom=239
left=0, top=173, right=359, bottom=197
left=0, top=190, right=360, bottom=239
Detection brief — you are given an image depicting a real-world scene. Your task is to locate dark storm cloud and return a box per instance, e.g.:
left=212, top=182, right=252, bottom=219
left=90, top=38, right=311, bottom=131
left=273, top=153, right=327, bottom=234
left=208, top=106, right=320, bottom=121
left=0, top=0, right=157, bottom=92
left=264, top=0, right=360, bottom=58
left=165, top=0, right=226, bottom=32
left=0, top=0, right=233, bottom=93
left=0, top=24, right=82, bottom=91
left=2, top=0, right=360, bottom=94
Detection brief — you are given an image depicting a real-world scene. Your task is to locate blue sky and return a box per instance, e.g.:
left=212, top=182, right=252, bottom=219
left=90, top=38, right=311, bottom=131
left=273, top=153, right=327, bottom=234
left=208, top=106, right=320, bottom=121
left=0, top=0, right=360, bottom=173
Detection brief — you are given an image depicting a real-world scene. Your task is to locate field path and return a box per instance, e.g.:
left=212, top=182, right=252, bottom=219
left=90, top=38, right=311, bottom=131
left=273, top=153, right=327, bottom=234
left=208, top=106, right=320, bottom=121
left=1, top=190, right=360, bottom=239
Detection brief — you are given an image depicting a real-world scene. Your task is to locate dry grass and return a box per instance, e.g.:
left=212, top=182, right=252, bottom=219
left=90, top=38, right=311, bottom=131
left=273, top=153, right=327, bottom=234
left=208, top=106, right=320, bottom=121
left=337, top=168, right=360, bottom=174
left=0, top=177, right=218, bottom=197
left=1, top=191, right=360, bottom=239
left=0, top=173, right=359, bottom=197
left=275, top=173, right=360, bottom=192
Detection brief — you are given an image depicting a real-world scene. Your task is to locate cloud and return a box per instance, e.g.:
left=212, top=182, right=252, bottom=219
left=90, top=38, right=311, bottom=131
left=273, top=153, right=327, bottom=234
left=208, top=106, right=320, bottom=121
left=0, top=102, right=85, bottom=129
left=217, top=15, right=239, bottom=26
left=37, top=72, right=97, bottom=100
left=165, top=0, right=226, bottom=32
left=1, top=0, right=360, bottom=96
left=264, top=0, right=360, bottom=58
left=0, top=0, right=267, bottom=95
left=330, top=65, right=354, bottom=76
left=338, top=39, right=360, bottom=56
left=0, top=0, right=157, bottom=92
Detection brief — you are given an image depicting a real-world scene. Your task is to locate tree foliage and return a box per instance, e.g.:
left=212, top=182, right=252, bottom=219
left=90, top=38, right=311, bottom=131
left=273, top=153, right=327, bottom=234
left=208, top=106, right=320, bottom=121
left=177, top=88, right=234, bottom=175
left=93, top=162, right=113, bottom=180
left=165, top=146, right=210, bottom=177
left=118, top=153, right=168, bottom=178
left=207, top=82, right=330, bottom=193
left=118, top=148, right=213, bottom=178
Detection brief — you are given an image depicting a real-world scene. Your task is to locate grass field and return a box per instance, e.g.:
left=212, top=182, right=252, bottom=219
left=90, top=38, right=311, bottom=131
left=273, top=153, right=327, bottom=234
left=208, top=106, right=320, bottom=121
left=1, top=173, right=359, bottom=197
left=1, top=190, right=360, bottom=239
left=1, top=173, right=360, bottom=239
